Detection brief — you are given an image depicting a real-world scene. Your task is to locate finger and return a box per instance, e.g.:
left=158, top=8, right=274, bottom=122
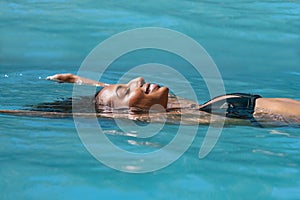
left=46, top=74, right=60, bottom=82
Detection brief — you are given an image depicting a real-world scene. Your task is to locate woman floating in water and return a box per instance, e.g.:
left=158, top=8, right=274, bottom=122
left=1, top=73, right=300, bottom=127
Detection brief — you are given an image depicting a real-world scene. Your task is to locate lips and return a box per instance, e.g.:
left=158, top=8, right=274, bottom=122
left=143, top=83, right=160, bottom=94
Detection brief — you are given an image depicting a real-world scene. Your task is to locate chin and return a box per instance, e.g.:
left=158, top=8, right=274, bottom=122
left=154, top=87, right=169, bottom=108
left=149, top=87, right=168, bottom=99
left=157, top=86, right=169, bottom=95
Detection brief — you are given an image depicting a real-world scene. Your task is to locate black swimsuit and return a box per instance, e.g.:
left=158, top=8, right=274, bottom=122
left=199, top=93, right=262, bottom=119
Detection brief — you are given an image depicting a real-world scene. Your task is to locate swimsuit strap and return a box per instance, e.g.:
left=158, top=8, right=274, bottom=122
left=199, top=93, right=262, bottom=119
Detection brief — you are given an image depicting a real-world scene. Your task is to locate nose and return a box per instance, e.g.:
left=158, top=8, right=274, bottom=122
left=127, top=77, right=145, bottom=89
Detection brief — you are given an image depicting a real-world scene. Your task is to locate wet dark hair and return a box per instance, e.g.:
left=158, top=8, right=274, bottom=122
left=27, top=95, right=98, bottom=113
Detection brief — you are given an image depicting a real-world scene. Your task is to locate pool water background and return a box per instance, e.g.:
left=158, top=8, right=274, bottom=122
left=0, top=0, right=300, bottom=199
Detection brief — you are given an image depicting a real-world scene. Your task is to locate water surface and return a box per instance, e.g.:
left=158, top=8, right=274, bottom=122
left=1, top=0, right=300, bottom=199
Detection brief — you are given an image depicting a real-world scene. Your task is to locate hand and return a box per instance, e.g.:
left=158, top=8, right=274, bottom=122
left=46, top=73, right=78, bottom=83
left=46, top=73, right=109, bottom=87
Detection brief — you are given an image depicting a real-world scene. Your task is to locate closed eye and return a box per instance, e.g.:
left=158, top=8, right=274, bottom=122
left=116, top=86, right=130, bottom=98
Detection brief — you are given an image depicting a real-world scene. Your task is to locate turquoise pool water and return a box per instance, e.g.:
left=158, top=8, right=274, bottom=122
left=1, top=0, right=300, bottom=199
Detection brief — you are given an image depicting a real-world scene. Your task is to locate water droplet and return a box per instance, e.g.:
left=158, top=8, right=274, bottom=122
left=38, top=76, right=42, bottom=79
left=4, top=74, right=8, bottom=78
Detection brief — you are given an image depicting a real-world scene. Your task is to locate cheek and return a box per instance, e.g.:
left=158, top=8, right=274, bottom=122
left=128, top=90, right=147, bottom=107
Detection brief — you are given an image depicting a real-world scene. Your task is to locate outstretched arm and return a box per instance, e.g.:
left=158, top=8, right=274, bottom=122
left=46, top=73, right=109, bottom=87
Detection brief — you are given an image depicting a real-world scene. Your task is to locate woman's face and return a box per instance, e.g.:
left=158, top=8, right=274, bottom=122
left=95, top=77, right=169, bottom=110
